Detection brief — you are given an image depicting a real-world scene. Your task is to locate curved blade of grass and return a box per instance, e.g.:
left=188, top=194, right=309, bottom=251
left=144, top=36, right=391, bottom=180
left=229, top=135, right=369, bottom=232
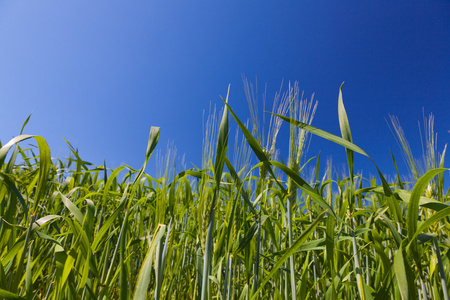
left=0, top=172, right=28, bottom=216
left=407, top=168, right=448, bottom=262
left=0, top=135, right=34, bottom=169
left=407, top=205, right=450, bottom=249
left=222, top=95, right=287, bottom=194
left=251, top=211, right=326, bottom=299
left=32, top=214, right=62, bottom=230
left=133, top=126, right=160, bottom=186
left=235, top=222, right=258, bottom=254
left=438, top=144, right=447, bottom=201
left=391, top=151, right=405, bottom=189
left=377, top=213, right=403, bottom=248
left=214, top=85, right=230, bottom=187
left=395, top=189, right=448, bottom=211
left=155, top=219, right=172, bottom=300
left=338, top=83, right=354, bottom=183
left=165, top=169, right=204, bottom=190
left=19, top=114, right=32, bottom=135
left=224, top=156, right=257, bottom=216
left=271, top=112, right=368, bottom=157
left=0, top=135, right=50, bottom=211
left=103, top=166, right=127, bottom=203
left=59, top=192, right=83, bottom=225
left=33, top=136, right=51, bottom=211
left=5, top=143, right=19, bottom=175
left=133, top=224, right=166, bottom=300
left=83, top=199, right=95, bottom=242
left=0, top=288, right=25, bottom=300
left=394, top=245, right=416, bottom=300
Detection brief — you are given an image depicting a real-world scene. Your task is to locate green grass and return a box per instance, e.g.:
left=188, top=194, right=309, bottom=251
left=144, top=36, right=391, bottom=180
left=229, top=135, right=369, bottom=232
left=0, top=83, right=449, bottom=300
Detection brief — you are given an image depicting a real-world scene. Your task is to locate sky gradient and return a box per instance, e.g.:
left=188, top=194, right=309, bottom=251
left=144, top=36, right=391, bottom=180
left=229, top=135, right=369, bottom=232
left=1, top=1, right=449, bottom=181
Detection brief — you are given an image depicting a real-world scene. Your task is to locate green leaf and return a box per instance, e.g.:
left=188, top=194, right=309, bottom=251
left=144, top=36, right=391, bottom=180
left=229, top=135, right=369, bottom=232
left=214, top=85, right=230, bottom=188
left=377, top=213, right=403, bottom=248
left=394, top=248, right=409, bottom=300
left=408, top=205, right=450, bottom=249
left=33, top=136, right=51, bottom=211
left=438, top=144, right=447, bottom=200
left=133, top=126, right=160, bottom=186
left=133, top=224, right=166, bottom=300
left=0, top=135, right=34, bottom=169
left=395, top=189, right=448, bottom=211
left=0, top=172, right=29, bottom=216
left=0, top=288, right=25, bottom=300
left=337, top=83, right=354, bottom=183
left=60, top=192, right=84, bottom=225
left=417, top=233, right=437, bottom=245
left=270, top=113, right=369, bottom=158
left=407, top=169, right=448, bottom=261
left=235, top=222, right=258, bottom=254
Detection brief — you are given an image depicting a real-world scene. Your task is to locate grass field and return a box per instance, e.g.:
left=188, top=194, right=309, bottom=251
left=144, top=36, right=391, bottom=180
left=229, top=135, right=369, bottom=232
left=0, top=84, right=449, bottom=300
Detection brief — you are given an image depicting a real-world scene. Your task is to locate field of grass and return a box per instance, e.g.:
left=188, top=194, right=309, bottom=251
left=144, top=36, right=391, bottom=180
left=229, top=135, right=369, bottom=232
left=0, top=83, right=449, bottom=300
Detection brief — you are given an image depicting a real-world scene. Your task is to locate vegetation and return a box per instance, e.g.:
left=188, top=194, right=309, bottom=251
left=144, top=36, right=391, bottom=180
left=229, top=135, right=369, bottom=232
left=0, top=82, right=449, bottom=300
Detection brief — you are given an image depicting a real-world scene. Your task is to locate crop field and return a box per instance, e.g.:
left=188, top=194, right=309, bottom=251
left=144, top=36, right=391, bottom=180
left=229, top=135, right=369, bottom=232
left=0, top=84, right=449, bottom=300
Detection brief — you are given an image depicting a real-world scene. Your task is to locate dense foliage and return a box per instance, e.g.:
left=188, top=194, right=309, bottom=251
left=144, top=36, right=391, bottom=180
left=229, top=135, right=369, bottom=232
left=0, top=84, right=449, bottom=300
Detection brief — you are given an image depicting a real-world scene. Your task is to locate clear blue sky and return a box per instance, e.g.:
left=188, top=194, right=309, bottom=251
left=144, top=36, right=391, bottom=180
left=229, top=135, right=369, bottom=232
left=1, top=1, right=449, bottom=181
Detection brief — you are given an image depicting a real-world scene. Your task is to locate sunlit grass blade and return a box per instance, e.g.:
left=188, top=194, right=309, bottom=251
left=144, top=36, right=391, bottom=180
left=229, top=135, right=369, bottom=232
left=0, top=172, right=29, bottom=216
left=0, top=135, right=35, bottom=169
left=59, top=192, right=83, bottom=224
left=0, top=135, right=51, bottom=211
left=133, top=224, right=166, bottom=300
left=437, top=144, right=447, bottom=201
left=338, top=83, right=354, bottom=183
left=32, top=136, right=51, bottom=211
left=406, top=169, right=448, bottom=262
left=133, top=126, right=160, bottom=186
left=394, top=245, right=417, bottom=300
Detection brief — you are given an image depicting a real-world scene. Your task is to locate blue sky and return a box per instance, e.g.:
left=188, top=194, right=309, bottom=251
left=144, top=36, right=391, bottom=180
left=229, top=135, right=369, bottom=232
left=1, top=1, right=449, bottom=182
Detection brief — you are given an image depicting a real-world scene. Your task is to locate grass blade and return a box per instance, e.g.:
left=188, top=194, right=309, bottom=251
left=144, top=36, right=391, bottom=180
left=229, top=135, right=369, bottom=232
left=133, top=224, right=166, bottom=300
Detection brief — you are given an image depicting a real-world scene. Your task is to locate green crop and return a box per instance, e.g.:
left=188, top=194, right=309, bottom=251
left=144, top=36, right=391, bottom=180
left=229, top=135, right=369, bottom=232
left=0, top=82, right=449, bottom=300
